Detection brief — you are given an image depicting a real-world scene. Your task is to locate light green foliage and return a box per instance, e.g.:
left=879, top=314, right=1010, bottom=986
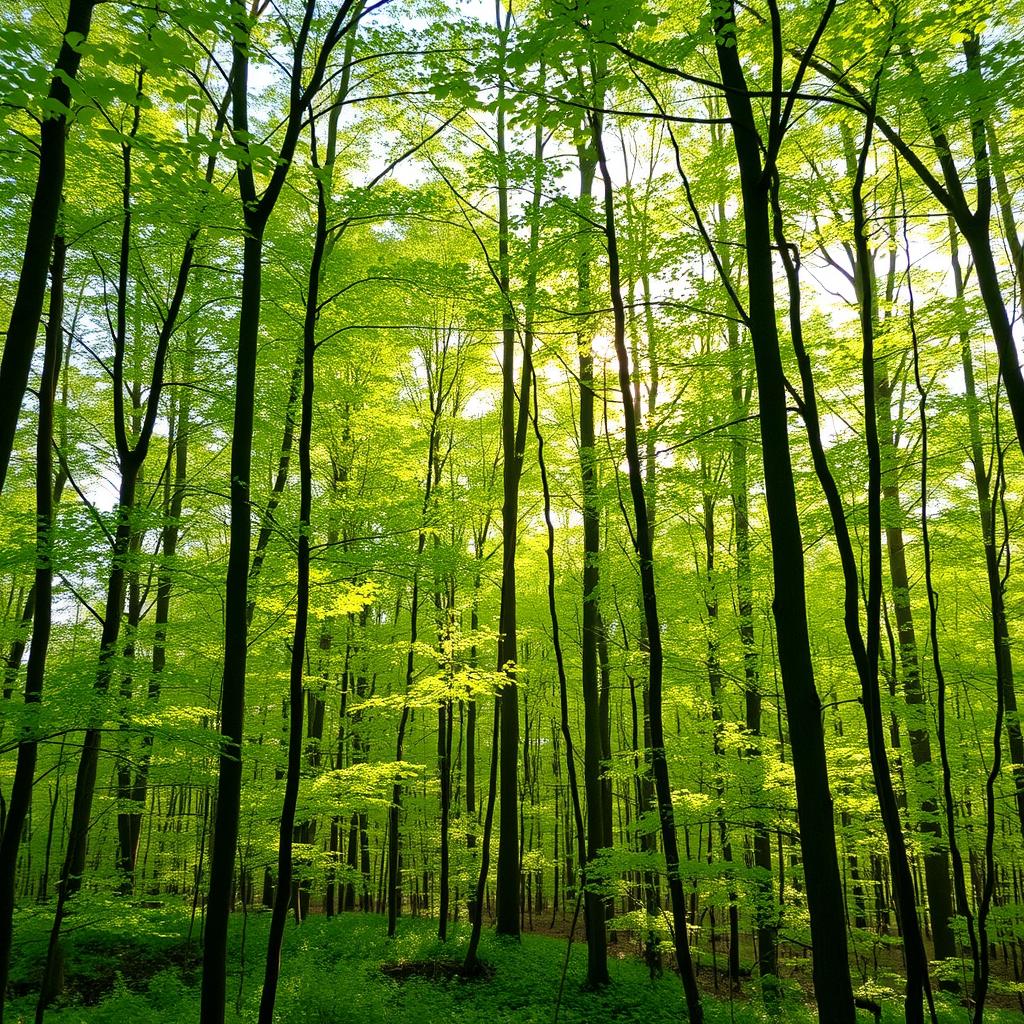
left=2, top=0, right=1024, bottom=1019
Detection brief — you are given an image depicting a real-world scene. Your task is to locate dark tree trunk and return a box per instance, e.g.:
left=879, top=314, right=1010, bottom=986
left=256, top=125, right=325, bottom=1024
left=200, top=4, right=358, bottom=1016
left=575, top=131, right=609, bottom=988
left=465, top=594, right=479, bottom=924
left=0, top=235, right=65, bottom=1022
left=950, top=222, right=1024, bottom=841
left=770, top=118, right=935, bottom=1022
left=494, top=3, right=522, bottom=936
left=200, top=223, right=264, bottom=1024
left=593, top=117, right=703, bottom=1024
left=848, top=116, right=933, bottom=1022
left=701, top=476, right=740, bottom=987
left=0, top=0, right=96, bottom=495
left=910, top=266, right=986, bottom=1024
left=463, top=698, right=500, bottom=971
left=531, top=359, right=586, bottom=927
left=437, top=694, right=452, bottom=940
left=388, top=381, right=445, bottom=937
left=723, top=251, right=776, bottom=986
left=713, top=5, right=854, bottom=1020
left=871, top=362, right=958, bottom=967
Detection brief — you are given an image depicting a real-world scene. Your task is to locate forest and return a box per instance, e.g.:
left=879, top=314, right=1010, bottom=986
left=1, top=0, right=1024, bottom=1022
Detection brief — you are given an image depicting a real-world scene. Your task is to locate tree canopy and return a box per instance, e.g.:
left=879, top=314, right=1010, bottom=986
left=2, top=1, right=1024, bottom=1022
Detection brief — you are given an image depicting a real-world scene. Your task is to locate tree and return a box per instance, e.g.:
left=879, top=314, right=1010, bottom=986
left=712, top=3, right=855, bottom=1019
left=0, top=0, right=96, bottom=496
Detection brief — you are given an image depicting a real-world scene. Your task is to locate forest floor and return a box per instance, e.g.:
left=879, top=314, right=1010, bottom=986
left=4, top=904, right=1021, bottom=1023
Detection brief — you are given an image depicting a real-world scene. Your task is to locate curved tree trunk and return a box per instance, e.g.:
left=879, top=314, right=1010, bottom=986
left=0, top=0, right=96, bottom=495
left=0, top=235, right=65, bottom=1023
left=593, top=115, right=703, bottom=1024
left=256, top=121, right=326, bottom=1024
left=950, top=221, right=1024, bottom=842
left=200, top=4, right=359, bottom=1016
left=713, top=5, right=854, bottom=1020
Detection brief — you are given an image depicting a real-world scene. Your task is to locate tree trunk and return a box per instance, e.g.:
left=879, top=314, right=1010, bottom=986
left=713, top=6, right=854, bottom=1019
left=873, top=361, right=957, bottom=966
left=38, top=84, right=182, bottom=1010
left=256, top=125, right=325, bottom=1024
left=950, top=221, right=1024, bottom=841
left=494, top=1, right=522, bottom=938
left=848, top=120, right=934, bottom=1022
left=0, top=235, right=65, bottom=1023
left=200, top=214, right=264, bottom=1024
left=200, top=2, right=358, bottom=1014
left=723, top=261, right=776, bottom=987
left=593, top=116, right=703, bottom=1024
left=575, top=128, right=609, bottom=987
left=0, top=0, right=96, bottom=495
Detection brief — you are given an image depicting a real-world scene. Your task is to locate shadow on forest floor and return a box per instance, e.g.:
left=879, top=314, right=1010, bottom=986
left=381, top=956, right=496, bottom=982
left=10, top=936, right=200, bottom=1008
left=5, top=906, right=1023, bottom=1024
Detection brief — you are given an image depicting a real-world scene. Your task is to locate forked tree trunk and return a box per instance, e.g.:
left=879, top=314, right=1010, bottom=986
left=200, top=5, right=359, bottom=1017
left=256, top=119, right=327, bottom=1024
left=38, top=81, right=190, bottom=1013
left=713, top=5, right=854, bottom=1020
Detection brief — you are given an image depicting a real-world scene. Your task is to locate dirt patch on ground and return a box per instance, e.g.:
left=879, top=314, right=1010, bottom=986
left=12, top=940, right=200, bottom=1007
left=381, top=957, right=496, bottom=983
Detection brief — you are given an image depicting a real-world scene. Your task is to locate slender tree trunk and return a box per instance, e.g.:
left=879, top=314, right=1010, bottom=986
left=389, top=355, right=449, bottom=936
left=463, top=698, right=500, bottom=971
left=200, top=3, right=358, bottom=1014
left=38, top=472, right=139, bottom=1017
left=773, top=121, right=935, bottom=1021
left=0, top=235, right=65, bottom=1022
left=874, top=364, right=958, bottom=965
left=909, top=263, right=985, bottom=1022
left=593, top=117, right=702, bottom=1024
left=713, top=6, right=854, bottom=1020
left=634, top=267, right=659, bottom=918
left=437, top=687, right=452, bottom=940
left=466, top=574, right=480, bottom=924
left=531, top=362, right=586, bottom=912
left=848, top=160, right=958, bottom=967
left=125, top=329, right=194, bottom=880
left=494, top=1, right=522, bottom=938
left=115, top=471, right=145, bottom=890
left=848, top=119, right=934, bottom=1023
left=723, top=263, right=776, bottom=987
left=950, top=221, right=1024, bottom=841
left=0, top=0, right=96, bottom=495
left=575, top=128, right=609, bottom=988
left=257, top=128, right=326, bottom=1024
left=200, top=216, right=263, bottom=1024
left=38, top=81, right=184, bottom=1011
left=701, top=471, right=740, bottom=986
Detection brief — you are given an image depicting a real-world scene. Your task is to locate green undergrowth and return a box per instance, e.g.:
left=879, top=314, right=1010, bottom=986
left=3, top=906, right=1016, bottom=1024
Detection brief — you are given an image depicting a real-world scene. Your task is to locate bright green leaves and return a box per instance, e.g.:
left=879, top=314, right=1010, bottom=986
left=310, top=761, right=422, bottom=813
